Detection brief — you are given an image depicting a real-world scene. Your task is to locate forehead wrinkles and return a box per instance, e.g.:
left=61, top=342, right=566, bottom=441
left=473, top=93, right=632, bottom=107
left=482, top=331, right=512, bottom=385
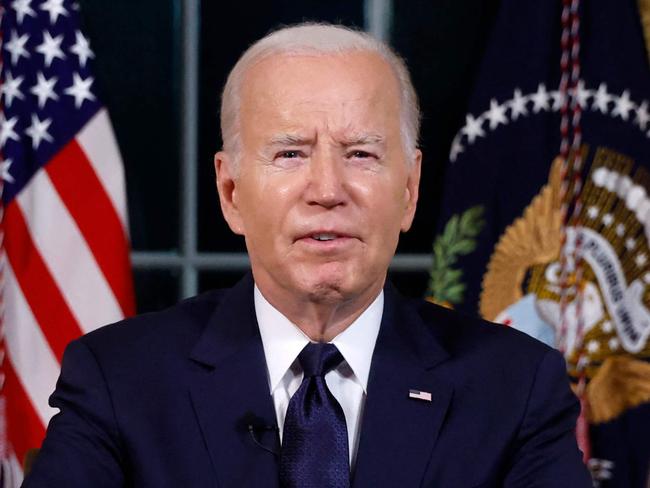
left=255, top=109, right=390, bottom=151
left=253, top=93, right=395, bottom=130
left=286, top=99, right=381, bottom=133
left=239, top=52, right=401, bottom=143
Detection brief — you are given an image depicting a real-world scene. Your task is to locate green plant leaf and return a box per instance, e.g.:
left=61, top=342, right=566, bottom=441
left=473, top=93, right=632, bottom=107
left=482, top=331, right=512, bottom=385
left=442, top=215, right=459, bottom=245
left=445, top=283, right=466, bottom=303
left=427, top=205, right=485, bottom=306
left=446, top=268, right=462, bottom=283
left=459, top=205, right=485, bottom=237
left=449, top=239, right=477, bottom=255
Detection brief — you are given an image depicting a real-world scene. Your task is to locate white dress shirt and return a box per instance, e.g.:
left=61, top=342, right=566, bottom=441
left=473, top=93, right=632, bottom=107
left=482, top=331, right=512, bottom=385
left=254, top=285, right=383, bottom=467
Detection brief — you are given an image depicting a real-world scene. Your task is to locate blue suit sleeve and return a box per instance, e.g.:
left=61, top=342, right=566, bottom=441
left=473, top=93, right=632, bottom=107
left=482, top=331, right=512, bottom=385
left=503, top=348, right=592, bottom=487
left=22, top=339, right=125, bottom=487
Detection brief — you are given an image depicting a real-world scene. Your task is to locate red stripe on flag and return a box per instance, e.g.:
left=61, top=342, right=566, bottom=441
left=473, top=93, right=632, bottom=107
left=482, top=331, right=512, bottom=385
left=4, top=358, right=46, bottom=470
left=46, top=140, right=135, bottom=317
left=4, top=202, right=83, bottom=361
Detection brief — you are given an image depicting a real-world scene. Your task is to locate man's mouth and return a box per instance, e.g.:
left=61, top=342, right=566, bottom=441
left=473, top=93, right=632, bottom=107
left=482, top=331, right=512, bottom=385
left=311, top=233, right=339, bottom=241
left=294, top=231, right=357, bottom=248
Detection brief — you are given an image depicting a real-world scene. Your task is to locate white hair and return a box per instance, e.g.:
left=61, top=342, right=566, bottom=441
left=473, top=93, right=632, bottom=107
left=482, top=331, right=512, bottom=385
left=219, top=22, right=421, bottom=164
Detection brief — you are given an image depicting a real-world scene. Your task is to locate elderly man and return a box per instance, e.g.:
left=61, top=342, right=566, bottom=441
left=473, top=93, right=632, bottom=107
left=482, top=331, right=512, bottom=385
left=25, top=23, right=591, bottom=487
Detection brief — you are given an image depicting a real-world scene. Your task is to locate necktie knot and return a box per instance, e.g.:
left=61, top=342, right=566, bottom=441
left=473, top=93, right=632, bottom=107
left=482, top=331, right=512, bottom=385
left=298, top=342, right=344, bottom=377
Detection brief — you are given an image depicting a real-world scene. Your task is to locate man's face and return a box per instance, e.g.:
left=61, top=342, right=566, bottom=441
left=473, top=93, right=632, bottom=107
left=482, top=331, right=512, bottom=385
left=216, top=51, right=421, bottom=306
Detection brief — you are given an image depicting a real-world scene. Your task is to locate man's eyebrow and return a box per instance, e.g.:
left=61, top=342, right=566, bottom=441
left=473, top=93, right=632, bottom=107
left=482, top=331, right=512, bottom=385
left=265, top=133, right=385, bottom=147
left=340, top=134, right=385, bottom=146
left=267, top=134, right=314, bottom=146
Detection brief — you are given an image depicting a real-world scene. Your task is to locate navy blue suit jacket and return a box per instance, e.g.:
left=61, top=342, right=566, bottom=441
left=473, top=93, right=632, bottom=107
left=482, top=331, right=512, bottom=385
left=24, top=274, right=591, bottom=487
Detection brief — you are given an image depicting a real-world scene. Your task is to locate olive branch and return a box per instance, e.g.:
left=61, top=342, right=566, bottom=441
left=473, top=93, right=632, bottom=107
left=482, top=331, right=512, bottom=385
left=427, top=205, right=485, bottom=305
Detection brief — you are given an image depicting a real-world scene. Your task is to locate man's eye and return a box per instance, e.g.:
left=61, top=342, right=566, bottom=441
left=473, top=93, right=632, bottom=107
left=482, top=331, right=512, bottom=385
left=277, top=150, right=301, bottom=159
left=349, top=150, right=373, bottom=159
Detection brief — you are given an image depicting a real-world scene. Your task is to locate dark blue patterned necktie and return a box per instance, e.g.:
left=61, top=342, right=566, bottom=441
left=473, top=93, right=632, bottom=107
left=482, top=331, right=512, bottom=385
left=280, top=342, right=350, bottom=488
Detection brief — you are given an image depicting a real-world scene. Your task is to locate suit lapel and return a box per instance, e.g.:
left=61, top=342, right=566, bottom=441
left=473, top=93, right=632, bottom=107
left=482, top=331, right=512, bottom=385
left=188, top=274, right=280, bottom=487
left=353, top=284, right=454, bottom=488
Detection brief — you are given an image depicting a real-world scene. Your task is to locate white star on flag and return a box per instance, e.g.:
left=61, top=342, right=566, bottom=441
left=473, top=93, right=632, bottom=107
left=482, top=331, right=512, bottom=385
left=509, top=88, right=528, bottom=120
left=11, top=0, right=36, bottom=24
left=31, top=72, right=59, bottom=108
left=586, top=340, right=599, bottom=353
left=1, top=71, right=25, bottom=107
left=634, top=101, right=650, bottom=131
left=64, top=72, right=96, bottom=108
left=5, top=30, right=30, bottom=65
left=462, top=114, right=485, bottom=143
left=602, top=320, right=614, bottom=333
left=0, top=158, right=15, bottom=184
left=70, top=30, right=95, bottom=68
left=626, top=238, right=636, bottom=250
left=0, top=113, right=20, bottom=148
left=573, top=80, right=591, bottom=109
left=486, top=98, right=507, bottom=129
left=531, top=84, right=550, bottom=113
left=592, top=83, right=612, bottom=114
left=40, top=0, right=68, bottom=24
left=25, top=114, right=54, bottom=149
left=636, top=253, right=648, bottom=267
left=586, top=206, right=599, bottom=219
left=611, top=90, right=635, bottom=120
left=36, top=30, right=66, bottom=67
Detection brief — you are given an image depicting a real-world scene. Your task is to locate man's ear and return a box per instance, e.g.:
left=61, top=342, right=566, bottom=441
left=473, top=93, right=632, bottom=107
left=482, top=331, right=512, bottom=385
left=214, top=151, right=245, bottom=235
left=400, top=149, right=422, bottom=233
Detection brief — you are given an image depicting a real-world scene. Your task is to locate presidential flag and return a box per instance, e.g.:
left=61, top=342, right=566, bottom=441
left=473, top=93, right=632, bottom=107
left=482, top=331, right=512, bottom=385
left=0, top=0, right=134, bottom=484
left=429, top=0, right=650, bottom=485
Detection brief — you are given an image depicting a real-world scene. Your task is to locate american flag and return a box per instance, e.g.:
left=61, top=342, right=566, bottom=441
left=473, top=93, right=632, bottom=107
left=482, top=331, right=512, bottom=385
left=0, top=0, right=134, bottom=484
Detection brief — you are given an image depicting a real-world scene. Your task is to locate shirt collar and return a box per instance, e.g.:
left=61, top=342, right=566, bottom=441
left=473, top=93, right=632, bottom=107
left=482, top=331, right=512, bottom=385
left=254, top=285, right=383, bottom=394
left=330, top=292, right=383, bottom=392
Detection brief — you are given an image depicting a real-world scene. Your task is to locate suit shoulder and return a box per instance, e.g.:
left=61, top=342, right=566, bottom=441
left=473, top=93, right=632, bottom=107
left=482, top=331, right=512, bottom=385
left=413, top=298, right=552, bottom=362
left=76, top=289, right=227, bottom=360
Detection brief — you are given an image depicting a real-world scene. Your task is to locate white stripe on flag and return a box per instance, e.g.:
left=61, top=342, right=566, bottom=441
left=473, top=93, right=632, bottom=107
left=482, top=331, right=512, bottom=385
left=4, top=262, right=60, bottom=427
left=2, top=451, right=24, bottom=488
left=16, top=169, right=123, bottom=332
left=8, top=451, right=23, bottom=488
left=76, top=108, right=129, bottom=231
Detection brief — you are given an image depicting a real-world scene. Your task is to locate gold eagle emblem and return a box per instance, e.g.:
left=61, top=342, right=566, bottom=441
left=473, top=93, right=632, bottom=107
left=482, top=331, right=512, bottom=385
left=480, top=147, right=650, bottom=423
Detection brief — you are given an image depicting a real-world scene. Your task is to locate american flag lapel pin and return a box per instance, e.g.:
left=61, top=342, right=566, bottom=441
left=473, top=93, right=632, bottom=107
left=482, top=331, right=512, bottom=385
left=409, top=389, right=432, bottom=402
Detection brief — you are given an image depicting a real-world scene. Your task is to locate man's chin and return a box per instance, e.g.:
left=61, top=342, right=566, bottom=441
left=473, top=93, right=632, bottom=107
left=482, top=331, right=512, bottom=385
left=303, top=282, right=348, bottom=304
left=296, top=267, right=380, bottom=305
left=291, top=267, right=355, bottom=303
left=293, top=270, right=341, bottom=298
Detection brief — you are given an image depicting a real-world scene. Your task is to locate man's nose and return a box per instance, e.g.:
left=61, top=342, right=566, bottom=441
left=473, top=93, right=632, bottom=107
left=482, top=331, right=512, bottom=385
left=305, top=151, right=347, bottom=208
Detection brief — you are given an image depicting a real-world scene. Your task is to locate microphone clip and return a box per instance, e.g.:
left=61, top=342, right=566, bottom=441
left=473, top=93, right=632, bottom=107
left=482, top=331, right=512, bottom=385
left=248, top=423, right=279, bottom=457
